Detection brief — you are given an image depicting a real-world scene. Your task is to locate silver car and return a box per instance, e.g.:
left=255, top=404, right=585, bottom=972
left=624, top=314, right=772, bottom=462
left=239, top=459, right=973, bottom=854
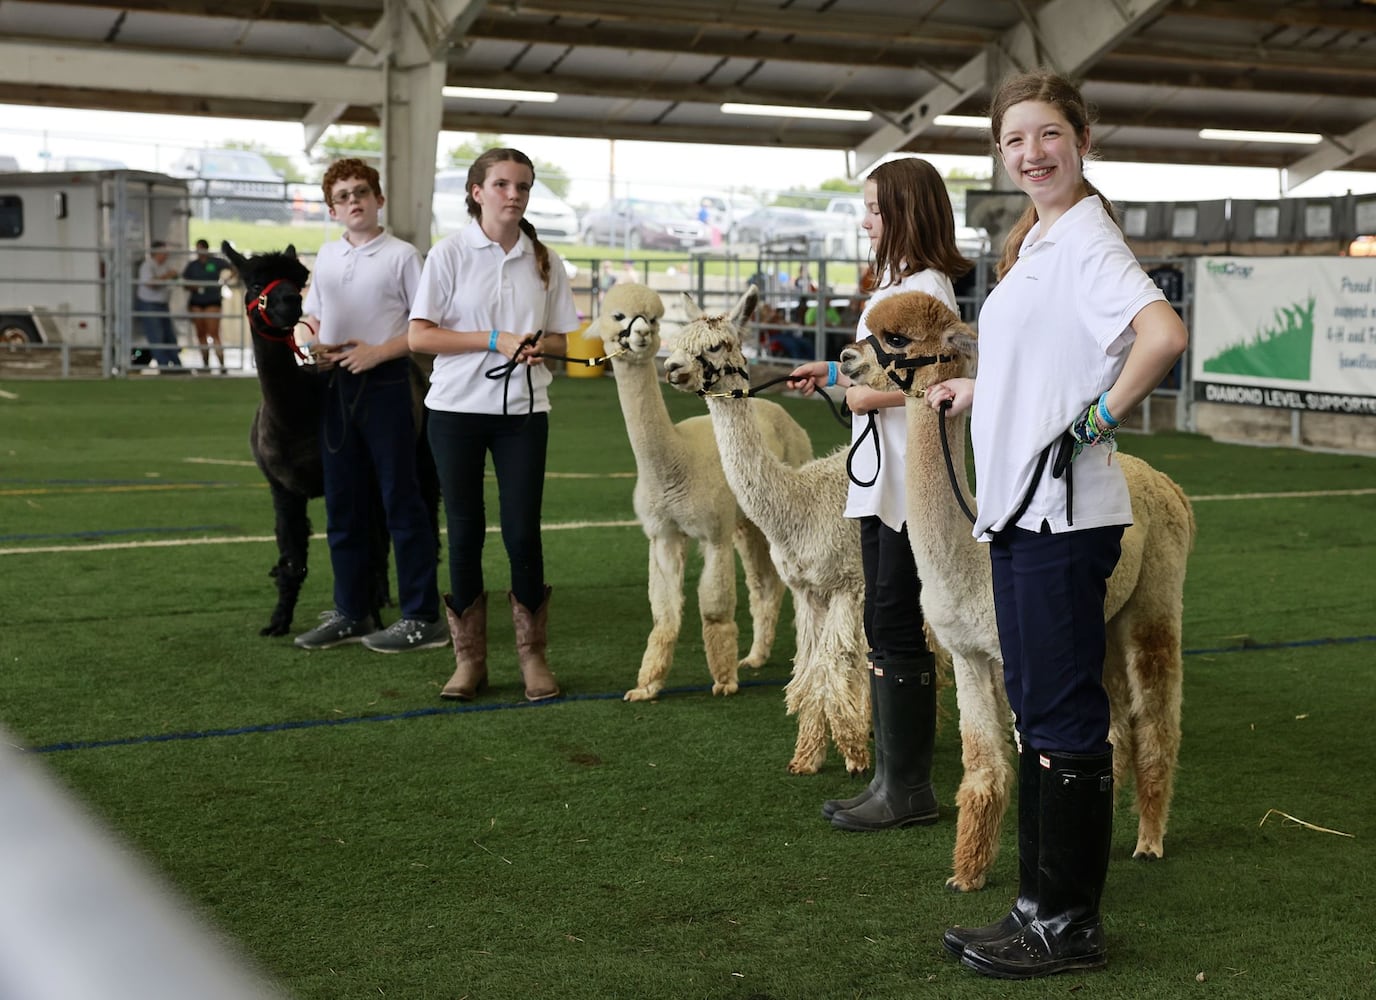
left=432, top=170, right=579, bottom=240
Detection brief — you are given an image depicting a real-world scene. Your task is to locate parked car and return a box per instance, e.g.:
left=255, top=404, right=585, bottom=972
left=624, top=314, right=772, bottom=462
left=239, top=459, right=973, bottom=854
left=432, top=170, right=579, bottom=240
left=168, top=148, right=290, bottom=223
left=694, top=191, right=761, bottom=238
left=45, top=156, right=128, bottom=172
left=580, top=198, right=709, bottom=251
left=733, top=205, right=857, bottom=257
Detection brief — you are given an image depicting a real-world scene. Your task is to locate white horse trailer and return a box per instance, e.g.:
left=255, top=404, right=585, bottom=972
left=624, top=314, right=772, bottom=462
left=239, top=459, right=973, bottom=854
left=0, top=170, right=190, bottom=374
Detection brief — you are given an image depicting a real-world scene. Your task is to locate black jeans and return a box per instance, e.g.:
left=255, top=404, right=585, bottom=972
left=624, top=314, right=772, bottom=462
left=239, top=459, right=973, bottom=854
left=858, top=515, right=927, bottom=656
left=427, top=409, right=549, bottom=611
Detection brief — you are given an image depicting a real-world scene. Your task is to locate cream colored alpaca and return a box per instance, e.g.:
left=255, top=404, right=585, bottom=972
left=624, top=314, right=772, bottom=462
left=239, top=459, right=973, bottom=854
left=662, top=286, right=871, bottom=775
left=841, top=291, right=1195, bottom=891
left=588, top=283, right=811, bottom=702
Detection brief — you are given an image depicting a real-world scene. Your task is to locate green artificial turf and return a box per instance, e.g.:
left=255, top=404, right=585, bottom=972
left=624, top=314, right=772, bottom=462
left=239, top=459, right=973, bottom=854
left=2, top=375, right=1374, bottom=999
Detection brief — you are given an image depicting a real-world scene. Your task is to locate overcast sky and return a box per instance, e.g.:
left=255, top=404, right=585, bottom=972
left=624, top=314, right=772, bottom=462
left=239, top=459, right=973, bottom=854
left=5, top=103, right=1375, bottom=210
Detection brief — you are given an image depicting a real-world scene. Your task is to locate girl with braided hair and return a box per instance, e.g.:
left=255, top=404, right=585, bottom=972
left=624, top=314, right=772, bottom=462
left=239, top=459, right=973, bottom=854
left=409, top=147, right=579, bottom=704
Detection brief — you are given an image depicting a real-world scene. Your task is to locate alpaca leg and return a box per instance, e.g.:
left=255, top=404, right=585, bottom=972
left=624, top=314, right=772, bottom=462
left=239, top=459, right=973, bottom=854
left=817, top=593, right=871, bottom=776
left=1103, top=644, right=1135, bottom=804
left=785, top=593, right=828, bottom=774
left=948, top=655, right=1014, bottom=892
left=1123, top=616, right=1184, bottom=861
left=262, top=477, right=310, bottom=637
left=733, top=520, right=785, bottom=670
left=697, top=539, right=741, bottom=697
left=625, top=533, right=686, bottom=702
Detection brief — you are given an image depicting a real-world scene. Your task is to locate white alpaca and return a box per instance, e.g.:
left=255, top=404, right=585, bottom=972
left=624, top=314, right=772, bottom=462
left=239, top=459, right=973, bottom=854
left=841, top=291, right=1195, bottom=891
left=662, top=286, right=871, bottom=775
left=586, top=283, right=811, bottom=702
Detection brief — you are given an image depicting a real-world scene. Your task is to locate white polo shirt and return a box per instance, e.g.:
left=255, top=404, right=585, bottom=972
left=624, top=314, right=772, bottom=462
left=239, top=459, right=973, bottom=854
left=970, top=195, right=1165, bottom=540
left=303, top=230, right=422, bottom=347
left=845, top=267, right=957, bottom=531
left=411, top=221, right=580, bottom=415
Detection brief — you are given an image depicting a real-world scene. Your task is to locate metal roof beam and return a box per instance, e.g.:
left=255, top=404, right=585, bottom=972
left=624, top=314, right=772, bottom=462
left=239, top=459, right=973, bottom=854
left=1284, top=117, right=1376, bottom=192
left=852, top=0, right=1171, bottom=173
left=0, top=39, right=378, bottom=105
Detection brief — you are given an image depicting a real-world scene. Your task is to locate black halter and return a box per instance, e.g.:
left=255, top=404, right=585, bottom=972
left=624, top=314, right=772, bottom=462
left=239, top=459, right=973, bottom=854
left=863, top=333, right=955, bottom=394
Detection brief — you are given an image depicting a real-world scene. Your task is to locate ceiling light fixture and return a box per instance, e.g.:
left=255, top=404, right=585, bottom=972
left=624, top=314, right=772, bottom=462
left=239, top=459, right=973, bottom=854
left=1198, top=128, right=1321, bottom=145
left=720, top=102, right=872, bottom=122
left=934, top=114, right=991, bottom=129
left=443, top=86, right=559, bottom=103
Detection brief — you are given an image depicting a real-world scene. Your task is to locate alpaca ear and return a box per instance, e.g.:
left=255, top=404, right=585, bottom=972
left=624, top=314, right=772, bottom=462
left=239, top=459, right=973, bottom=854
left=730, top=284, right=759, bottom=326
left=284, top=244, right=297, bottom=259
left=681, top=293, right=703, bottom=322
left=221, top=241, right=248, bottom=272
left=943, top=321, right=979, bottom=359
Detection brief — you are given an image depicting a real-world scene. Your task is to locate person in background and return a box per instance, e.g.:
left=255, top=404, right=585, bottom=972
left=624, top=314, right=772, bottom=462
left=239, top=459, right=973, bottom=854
left=134, top=241, right=183, bottom=371
left=291, top=157, right=445, bottom=655
left=926, top=70, right=1188, bottom=980
left=181, top=239, right=231, bottom=373
left=408, top=147, right=579, bottom=703
left=787, top=158, right=971, bottom=833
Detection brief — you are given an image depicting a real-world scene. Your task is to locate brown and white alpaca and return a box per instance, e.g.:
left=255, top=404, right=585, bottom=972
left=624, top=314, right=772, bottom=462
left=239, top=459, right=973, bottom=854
left=840, top=291, right=1194, bottom=891
left=586, top=283, right=811, bottom=701
left=662, top=286, right=871, bottom=775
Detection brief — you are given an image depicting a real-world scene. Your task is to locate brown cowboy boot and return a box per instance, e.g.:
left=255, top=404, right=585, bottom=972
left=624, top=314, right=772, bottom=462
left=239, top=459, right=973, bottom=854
left=509, top=586, right=560, bottom=701
left=440, top=593, right=488, bottom=700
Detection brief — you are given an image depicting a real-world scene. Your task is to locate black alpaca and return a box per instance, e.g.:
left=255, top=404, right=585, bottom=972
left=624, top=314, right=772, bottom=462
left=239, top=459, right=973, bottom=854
left=222, top=241, right=439, bottom=637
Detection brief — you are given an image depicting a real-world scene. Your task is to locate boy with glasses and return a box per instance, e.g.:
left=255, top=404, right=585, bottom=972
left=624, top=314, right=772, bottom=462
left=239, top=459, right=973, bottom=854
left=292, top=158, right=445, bottom=653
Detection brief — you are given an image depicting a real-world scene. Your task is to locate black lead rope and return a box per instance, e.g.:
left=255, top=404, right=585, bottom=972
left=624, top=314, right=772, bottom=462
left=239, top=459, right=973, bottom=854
left=483, top=331, right=545, bottom=419
left=846, top=411, right=881, bottom=488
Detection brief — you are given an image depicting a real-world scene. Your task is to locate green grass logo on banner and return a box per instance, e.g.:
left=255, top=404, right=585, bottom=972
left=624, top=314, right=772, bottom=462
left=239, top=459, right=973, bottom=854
left=1202, top=295, right=1314, bottom=381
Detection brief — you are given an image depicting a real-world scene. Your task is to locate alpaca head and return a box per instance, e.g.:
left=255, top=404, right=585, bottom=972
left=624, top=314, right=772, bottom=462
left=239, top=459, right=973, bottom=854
left=221, top=241, right=310, bottom=333
left=839, top=291, right=976, bottom=397
left=662, top=285, right=757, bottom=396
left=588, top=283, right=665, bottom=363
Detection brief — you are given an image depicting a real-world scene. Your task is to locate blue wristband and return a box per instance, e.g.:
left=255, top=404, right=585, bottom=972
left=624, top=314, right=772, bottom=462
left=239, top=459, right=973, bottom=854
left=1096, top=391, right=1120, bottom=428
left=826, top=361, right=838, bottom=388
left=488, top=329, right=500, bottom=351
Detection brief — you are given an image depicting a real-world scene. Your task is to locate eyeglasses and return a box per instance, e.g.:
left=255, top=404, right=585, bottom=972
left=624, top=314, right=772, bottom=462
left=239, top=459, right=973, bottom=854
left=330, top=186, right=373, bottom=206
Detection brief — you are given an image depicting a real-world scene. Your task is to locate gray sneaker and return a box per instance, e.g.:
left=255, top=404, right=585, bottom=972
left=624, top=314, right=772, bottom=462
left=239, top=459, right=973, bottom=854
left=294, top=610, right=368, bottom=650
left=362, top=617, right=450, bottom=654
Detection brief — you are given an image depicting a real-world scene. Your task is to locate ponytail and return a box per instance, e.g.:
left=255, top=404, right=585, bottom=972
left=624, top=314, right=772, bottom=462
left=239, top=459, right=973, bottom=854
left=995, top=183, right=1117, bottom=281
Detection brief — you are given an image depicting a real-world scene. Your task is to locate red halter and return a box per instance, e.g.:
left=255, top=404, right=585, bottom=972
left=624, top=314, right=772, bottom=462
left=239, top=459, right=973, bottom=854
left=244, top=278, right=308, bottom=361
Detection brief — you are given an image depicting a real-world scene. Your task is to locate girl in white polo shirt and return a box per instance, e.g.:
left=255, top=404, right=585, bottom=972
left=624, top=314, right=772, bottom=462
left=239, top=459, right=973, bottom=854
left=409, top=147, right=579, bottom=704
left=787, top=158, right=970, bottom=834
left=926, top=72, right=1188, bottom=980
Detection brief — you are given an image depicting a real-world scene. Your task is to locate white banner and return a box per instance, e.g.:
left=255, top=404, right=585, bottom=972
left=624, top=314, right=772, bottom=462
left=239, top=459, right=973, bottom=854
left=1191, top=256, right=1376, bottom=415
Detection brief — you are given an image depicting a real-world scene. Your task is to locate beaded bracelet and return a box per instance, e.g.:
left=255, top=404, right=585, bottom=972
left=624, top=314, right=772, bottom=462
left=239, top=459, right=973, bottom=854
left=826, top=361, right=838, bottom=388
left=488, top=329, right=500, bottom=352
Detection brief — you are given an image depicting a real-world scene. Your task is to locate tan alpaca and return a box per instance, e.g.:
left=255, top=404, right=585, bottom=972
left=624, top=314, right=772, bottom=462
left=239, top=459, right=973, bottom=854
left=662, top=286, right=871, bottom=775
left=841, top=291, right=1194, bottom=891
left=586, top=283, right=811, bottom=701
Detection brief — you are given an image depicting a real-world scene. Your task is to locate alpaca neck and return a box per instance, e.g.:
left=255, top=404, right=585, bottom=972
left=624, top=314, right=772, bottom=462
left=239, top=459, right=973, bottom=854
left=705, top=389, right=796, bottom=530
left=612, top=357, right=691, bottom=467
left=248, top=317, right=310, bottom=409
left=904, top=397, right=980, bottom=565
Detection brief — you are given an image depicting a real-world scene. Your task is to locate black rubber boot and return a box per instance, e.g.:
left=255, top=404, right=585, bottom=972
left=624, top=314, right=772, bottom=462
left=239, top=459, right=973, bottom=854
left=830, top=652, right=938, bottom=831
left=821, top=653, right=883, bottom=820
left=942, top=741, right=1040, bottom=957
left=961, top=749, right=1114, bottom=979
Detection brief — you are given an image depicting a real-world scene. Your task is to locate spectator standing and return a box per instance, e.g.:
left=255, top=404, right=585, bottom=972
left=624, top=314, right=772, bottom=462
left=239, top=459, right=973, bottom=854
left=181, top=239, right=231, bottom=373
left=135, top=241, right=183, bottom=371
left=292, top=158, right=445, bottom=654
left=408, top=147, right=579, bottom=703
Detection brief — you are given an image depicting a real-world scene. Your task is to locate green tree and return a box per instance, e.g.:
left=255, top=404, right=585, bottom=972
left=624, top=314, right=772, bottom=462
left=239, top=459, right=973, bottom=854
left=318, top=127, right=383, bottom=162
left=443, top=133, right=571, bottom=198
left=819, top=177, right=861, bottom=193
left=222, top=139, right=305, bottom=182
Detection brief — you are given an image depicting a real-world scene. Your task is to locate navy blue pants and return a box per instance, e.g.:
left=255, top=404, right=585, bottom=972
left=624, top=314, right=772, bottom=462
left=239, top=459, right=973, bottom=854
left=321, top=358, right=439, bottom=622
left=859, top=515, right=928, bottom=657
left=989, top=523, right=1123, bottom=754
left=135, top=299, right=181, bottom=368
left=427, top=409, right=549, bottom=612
